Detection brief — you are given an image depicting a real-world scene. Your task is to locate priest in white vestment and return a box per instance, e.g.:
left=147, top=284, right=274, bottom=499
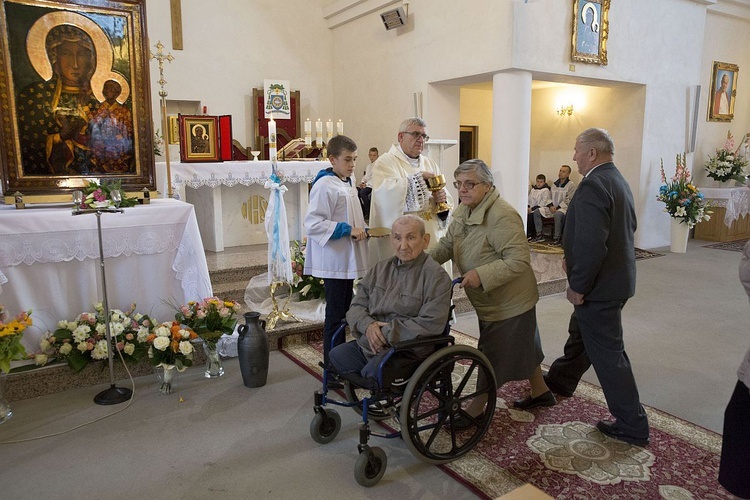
left=369, top=117, right=453, bottom=265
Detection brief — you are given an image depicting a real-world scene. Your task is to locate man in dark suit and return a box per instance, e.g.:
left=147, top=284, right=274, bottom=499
left=548, top=127, right=650, bottom=447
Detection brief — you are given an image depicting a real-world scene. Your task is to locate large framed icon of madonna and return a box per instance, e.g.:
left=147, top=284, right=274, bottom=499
left=0, top=0, right=155, bottom=200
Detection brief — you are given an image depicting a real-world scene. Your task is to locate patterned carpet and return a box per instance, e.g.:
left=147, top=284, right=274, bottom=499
left=531, top=242, right=664, bottom=261
left=703, top=238, right=749, bottom=252
left=282, top=331, right=729, bottom=499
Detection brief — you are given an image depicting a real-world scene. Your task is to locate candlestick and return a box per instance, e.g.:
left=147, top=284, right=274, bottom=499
left=326, top=119, right=333, bottom=143
left=337, top=119, right=343, bottom=136
left=315, top=119, right=323, bottom=146
left=268, top=118, right=277, bottom=162
left=304, top=119, right=312, bottom=147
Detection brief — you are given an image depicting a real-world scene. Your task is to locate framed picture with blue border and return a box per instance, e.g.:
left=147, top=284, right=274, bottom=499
left=571, top=0, right=610, bottom=66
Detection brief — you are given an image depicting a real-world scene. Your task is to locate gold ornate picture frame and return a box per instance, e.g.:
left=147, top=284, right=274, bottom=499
left=178, top=115, right=220, bottom=162
left=0, top=0, right=155, bottom=199
left=571, top=0, right=610, bottom=66
left=168, top=115, right=180, bottom=144
left=707, top=61, right=739, bottom=122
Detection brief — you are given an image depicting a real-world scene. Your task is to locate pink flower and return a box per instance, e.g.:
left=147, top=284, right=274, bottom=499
left=93, top=189, right=106, bottom=202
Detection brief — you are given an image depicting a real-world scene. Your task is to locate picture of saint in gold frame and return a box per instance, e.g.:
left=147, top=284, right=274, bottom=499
left=179, top=115, right=221, bottom=162
left=708, top=61, right=739, bottom=122
left=0, top=0, right=155, bottom=197
left=571, top=0, right=610, bottom=66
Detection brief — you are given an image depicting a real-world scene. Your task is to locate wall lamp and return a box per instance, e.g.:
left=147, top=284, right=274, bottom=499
left=557, top=104, right=574, bottom=116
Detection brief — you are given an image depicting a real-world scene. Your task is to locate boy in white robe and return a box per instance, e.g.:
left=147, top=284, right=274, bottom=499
left=527, top=174, right=552, bottom=242
left=304, top=135, right=369, bottom=366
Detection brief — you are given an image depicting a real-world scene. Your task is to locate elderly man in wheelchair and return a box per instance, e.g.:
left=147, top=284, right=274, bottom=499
left=310, top=215, right=497, bottom=487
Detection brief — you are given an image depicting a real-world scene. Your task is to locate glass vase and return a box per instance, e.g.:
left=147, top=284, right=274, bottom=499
left=203, top=341, right=224, bottom=378
left=0, top=372, right=12, bottom=424
left=156, top=364, right=178, bottom=394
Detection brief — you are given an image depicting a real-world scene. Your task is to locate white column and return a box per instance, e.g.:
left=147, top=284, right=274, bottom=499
left=491, top=71, right=532, bottom=228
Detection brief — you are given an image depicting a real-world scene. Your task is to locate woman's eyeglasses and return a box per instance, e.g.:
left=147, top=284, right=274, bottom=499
left=453, top=180, right=483, bottom=190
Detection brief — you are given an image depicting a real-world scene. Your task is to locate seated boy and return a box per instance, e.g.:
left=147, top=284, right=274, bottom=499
left=527, top=174, right=552, bottom=242
left=329, top=215, right=451, bottom=380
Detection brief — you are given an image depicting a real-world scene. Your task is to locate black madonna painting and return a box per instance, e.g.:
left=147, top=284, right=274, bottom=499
left=0, top=0, right=154, bottom=196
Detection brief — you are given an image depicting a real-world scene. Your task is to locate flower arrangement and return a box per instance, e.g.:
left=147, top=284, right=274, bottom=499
left=78, top=180, right=138, bottom=210
left=154, top=128, right=164, bottom=157
left=704, top=131, right=749, bottom=183
left=146, top=321, right=198, bottom=370
left=35, top=303, right=152, bottom=373
left=291, top=239, right=325, bottom=301
left=174, top=297, right=241, bottom=347
left=0, top=306, right=32, bottom=374
left=658, top=153, right=712, bottom=228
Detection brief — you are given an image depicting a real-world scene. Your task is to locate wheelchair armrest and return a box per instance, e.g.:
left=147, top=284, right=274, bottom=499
left=390, top=335, right=455, bottom=352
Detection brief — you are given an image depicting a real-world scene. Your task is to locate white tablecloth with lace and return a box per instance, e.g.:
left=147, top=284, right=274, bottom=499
left=699, top=186, right=750, bottom=226
left=0, top=199, right=212, bottom=351
left=157, top=160, right=320, bottom=200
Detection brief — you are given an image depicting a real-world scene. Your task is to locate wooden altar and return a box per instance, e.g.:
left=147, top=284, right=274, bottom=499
left=694, top=186, right=750, bottom=241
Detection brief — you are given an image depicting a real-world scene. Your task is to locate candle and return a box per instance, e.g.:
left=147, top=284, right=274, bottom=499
left=326, top=119, right=333, bottom=143
left=304, top=119, right=312, bottom=147
left=315, top=119, right=323, bottom=146
left=336, top=119, right=343, bottom=136
left=268, top=118, right=277, bottom=162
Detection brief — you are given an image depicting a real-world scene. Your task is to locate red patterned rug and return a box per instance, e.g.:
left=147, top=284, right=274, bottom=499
left=281, top=331, right=729, bottom=499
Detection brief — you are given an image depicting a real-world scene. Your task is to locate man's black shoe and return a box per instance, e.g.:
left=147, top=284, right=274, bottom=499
left=596, top=420, right=649, bottom=447
left=543, top=374, right=574, bottom=397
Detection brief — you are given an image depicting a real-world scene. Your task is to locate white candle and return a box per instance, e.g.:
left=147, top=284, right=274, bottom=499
left=268, top=118, right=277, bottom=162
left=315, top=119, right=323, bottom=146
left=336, top=119, right=343, bottom=136
left=304, top=119, right=312, bottom=147
left=326, top=119, right=333, bottom=143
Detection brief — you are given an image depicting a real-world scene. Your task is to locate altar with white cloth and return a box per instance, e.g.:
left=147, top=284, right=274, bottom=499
left=694, top=186, right=750, bottom=241
left=0, top=199, right=212, bottom=351
left=156, top=160, right=326, bottom=252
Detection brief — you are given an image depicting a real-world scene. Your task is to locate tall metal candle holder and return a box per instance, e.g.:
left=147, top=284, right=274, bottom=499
left=72, top=191, right=132, bottom=405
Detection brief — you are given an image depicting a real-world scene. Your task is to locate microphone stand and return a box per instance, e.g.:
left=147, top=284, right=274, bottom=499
left=72, top=200, right=132, bottom=405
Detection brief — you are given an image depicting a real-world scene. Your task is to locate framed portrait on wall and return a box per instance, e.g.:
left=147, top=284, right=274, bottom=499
left=178, top=115, right=220, bottom=162
left=0, top=0, right=155, bottom=200
left=571, top=0, right=610, bottom=66
left=708, top=61, right=739, bottom=122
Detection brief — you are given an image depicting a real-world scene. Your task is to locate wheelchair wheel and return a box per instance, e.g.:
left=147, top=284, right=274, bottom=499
left=399, top=345, right=496, bottom=464
left=354, top=446, right=387, bottom=487
left=309, top=408, right=341, bottom=444
left=343, top=381, right=392, bottom=422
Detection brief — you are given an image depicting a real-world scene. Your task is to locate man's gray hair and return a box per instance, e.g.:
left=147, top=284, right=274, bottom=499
left=454, top=159, right=494, bottom=185
left=577, top=128, right=615, bottom=155
left=399, top=117, right=427, bottom=133
left=393, top=214, right=426, bottom=235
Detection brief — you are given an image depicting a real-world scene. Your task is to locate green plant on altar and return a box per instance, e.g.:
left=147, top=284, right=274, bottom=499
left=78, top=179, right=138, bottom=210
left=705, top=131, right=749, bottom=183
left=658, top=153, right=712, bottom=228
left=35, top=303, right=152, bottom=373
left=146, top=321, right=198, bottom=369
left=291, top=239, right=325, bottom=301
left=0, top=306, right=32, bottom=374
left=174, top=297, right=241, bottom=347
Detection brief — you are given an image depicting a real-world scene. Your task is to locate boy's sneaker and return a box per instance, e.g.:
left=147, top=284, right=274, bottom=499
left=530, top=235, right=546, bottom=243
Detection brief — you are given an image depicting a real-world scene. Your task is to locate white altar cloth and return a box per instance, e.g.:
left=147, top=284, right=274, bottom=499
left=156, top=160, right=325, bottom=251
left=0, top=199, right=212, bottom=351
left=699, top=186, right=750, bottom=226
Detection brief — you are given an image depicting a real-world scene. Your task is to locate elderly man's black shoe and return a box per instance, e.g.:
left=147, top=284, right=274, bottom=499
left=596, top=420, right=649, bottom=447
left=513, top=390, right=556, bottom=410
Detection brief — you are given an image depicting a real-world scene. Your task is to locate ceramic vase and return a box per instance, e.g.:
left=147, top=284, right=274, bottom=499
left=670, top=217, right=690, bottom=253
left=203, top=341, right=225, bottom=378
left=237, top=311, right=269, bottom=388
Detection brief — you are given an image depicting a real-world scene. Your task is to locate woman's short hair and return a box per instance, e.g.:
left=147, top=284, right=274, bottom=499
left=327, top=135, right=357, bottom=158
left=577, top=128, right=615, bottom=155
left=454, top=159, right=494, bottom=185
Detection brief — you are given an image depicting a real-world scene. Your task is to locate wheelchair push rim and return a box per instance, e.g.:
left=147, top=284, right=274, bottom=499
left=399, top=344, right=497, bottom=464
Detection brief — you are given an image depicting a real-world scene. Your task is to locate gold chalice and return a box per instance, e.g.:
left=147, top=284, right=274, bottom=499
left=426, top=174, right=452, bottom=214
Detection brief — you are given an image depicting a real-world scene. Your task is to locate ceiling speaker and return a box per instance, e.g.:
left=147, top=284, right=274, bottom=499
left=381, top=7, right=406, bottom=30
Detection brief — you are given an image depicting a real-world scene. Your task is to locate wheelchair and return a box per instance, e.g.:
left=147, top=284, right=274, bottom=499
left=309, top=278, right=497, bottom=487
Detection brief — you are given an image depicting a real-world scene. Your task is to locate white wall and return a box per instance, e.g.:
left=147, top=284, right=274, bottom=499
left=145, top=0, right=335, bottom=150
